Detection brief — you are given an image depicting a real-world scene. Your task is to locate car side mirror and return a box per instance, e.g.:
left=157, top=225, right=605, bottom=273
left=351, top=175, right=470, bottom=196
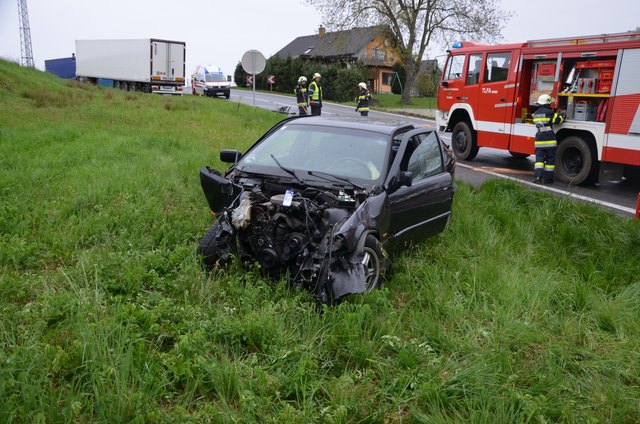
left=220, top=149, right=242, bottom=163
left=388, top=170, right=413, bottom=193
left=398, top=171, right=413, bottom=187
left=441, top=81, right=449, bottom=87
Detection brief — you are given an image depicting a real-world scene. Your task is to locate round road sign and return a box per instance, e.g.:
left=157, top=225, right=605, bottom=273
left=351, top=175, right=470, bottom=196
left=241, top=50, right=266, bottom=75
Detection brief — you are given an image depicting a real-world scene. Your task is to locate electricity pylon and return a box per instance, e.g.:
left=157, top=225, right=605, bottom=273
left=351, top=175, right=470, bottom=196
left=17, top=0, right=34, bottom=67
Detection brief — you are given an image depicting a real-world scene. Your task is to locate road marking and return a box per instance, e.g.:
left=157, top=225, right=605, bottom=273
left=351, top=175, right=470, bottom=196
left=457, top=162, right=636, bottom=216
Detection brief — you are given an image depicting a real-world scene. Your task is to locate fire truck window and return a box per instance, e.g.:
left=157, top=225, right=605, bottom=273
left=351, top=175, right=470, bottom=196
left=485, top=52, right=511, bottom=83
left=444, top=55, right=465, bottom=80
left=467, top=54, right=483, bottom=85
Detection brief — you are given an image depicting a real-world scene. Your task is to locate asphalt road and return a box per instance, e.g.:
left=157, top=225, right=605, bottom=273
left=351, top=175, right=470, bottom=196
left=206, top=88, right=640, bottom=218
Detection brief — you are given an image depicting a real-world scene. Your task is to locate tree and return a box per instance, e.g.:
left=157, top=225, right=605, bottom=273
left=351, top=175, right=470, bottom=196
left=305, top=0, right=510, bottom=103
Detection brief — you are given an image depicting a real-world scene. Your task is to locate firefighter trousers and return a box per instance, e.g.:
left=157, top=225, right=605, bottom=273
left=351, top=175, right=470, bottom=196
left=534, top=147, right=556, bottom=183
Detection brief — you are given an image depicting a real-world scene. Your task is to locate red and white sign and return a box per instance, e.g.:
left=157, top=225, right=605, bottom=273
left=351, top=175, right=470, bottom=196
left=246, top=75, right=254, bottom=84
left=267, top=75, right=276, bottom=84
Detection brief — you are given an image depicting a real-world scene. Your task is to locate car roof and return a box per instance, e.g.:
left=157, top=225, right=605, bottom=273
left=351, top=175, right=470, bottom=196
left=285, top=116, right=417, bottom=135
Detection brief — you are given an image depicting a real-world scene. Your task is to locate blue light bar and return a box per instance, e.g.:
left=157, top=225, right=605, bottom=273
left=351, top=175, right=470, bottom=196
left=452, top=42, right=463, bottom=49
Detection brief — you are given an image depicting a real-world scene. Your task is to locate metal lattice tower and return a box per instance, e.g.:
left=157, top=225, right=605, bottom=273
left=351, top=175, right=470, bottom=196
left=17, top=0, right=34, bottom=67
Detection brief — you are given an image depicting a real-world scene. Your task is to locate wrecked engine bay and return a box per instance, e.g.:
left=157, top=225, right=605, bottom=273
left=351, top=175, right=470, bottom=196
left=198, top=169, right=384, bottom=303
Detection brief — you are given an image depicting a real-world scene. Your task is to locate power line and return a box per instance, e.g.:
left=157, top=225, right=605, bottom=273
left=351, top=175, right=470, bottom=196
left=17, top=0, right=34, bottom=67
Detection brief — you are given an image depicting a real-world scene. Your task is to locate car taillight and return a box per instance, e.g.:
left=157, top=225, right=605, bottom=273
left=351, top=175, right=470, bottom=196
left=152, top=85, right=159, bottom=91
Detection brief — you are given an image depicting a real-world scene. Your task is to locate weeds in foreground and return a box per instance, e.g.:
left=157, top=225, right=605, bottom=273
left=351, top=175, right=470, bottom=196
left=1, top=59, right=640, bottom=422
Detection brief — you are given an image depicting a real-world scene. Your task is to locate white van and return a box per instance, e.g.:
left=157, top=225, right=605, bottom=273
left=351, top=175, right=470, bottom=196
left=191, top=65, right=230, bottom=98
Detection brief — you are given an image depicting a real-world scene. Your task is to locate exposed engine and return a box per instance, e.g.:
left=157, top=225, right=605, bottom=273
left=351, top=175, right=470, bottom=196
left=231, top=187, right=354, bottom=290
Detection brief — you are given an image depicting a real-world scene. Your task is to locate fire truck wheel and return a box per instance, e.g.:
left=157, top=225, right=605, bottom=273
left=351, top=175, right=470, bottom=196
left=555, top=136, right=599, bottom=185
left=509, top=151, right=529, bottom=159
left=451, top=122, right=479, bottom=161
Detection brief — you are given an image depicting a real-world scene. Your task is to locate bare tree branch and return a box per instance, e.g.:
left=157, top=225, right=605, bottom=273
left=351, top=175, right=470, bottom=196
left=306, top=0, right=511, bottom=103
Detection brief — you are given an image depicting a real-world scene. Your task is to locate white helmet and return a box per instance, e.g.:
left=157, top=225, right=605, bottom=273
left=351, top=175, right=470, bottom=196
left=298, top=76, right=307, bottom=83
left=537, top=94, right=553, bottom=105
left=313, top=72, right=321, bottom=79
left=358, top=82, right=367, bottom=89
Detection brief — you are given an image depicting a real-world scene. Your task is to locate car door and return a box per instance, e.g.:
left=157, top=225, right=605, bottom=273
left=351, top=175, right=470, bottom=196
left=385, top=129, right=454, bottom=247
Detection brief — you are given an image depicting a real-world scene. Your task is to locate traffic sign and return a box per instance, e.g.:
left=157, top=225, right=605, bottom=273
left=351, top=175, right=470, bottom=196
left=247, top=75, right=254, bottom=84
left=241, top=50, right=266, bottom=75
left=267, top=75, right=276, bottom=84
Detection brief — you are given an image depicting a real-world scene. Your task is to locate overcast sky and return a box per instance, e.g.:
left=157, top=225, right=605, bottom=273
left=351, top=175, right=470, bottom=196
left=0, top=0, right=638, bottom=81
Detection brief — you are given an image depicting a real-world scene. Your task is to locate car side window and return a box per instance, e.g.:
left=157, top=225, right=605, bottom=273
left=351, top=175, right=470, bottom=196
left=406, top=132, right=444, bottom=180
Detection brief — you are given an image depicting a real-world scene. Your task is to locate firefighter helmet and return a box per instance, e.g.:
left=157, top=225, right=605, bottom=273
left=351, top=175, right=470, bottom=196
left=537, top=94, right=553, bottom=105
left=298, top=76, right=307, bottom=83
left=358, top=82, right=367, bottom=89
left=313, top=73, right=321, bottom=79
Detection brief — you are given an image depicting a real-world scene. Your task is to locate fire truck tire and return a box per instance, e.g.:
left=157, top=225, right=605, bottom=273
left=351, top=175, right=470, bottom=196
left=451, top=122, right=479, bottom=161
left=509, top=151, right=529, bottom=159
left=555, top=136, right=599, bottom=185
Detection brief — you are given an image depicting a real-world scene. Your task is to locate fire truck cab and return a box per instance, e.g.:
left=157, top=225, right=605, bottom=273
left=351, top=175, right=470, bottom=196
left=436, top=32, right=640, bottom=185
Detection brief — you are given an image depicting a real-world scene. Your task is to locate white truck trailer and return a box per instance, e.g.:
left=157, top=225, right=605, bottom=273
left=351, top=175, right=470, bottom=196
left=75, top=38, right=186, bottom=95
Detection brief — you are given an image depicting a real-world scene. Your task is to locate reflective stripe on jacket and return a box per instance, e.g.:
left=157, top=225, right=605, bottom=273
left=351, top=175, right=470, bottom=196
left=357, top=88, right=370, bottom=111
left=294, top=84, right=308, bottom=107
left=533, top=105, right=563, bottom=148
left=308, top=80, right=322, bottom=104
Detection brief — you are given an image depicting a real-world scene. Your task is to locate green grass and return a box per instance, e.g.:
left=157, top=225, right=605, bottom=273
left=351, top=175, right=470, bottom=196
left=2, top=59, right=640, bottom=422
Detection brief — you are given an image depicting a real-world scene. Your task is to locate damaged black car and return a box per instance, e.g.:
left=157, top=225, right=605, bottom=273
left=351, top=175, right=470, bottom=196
left=198, top=116, right=455, bottom=303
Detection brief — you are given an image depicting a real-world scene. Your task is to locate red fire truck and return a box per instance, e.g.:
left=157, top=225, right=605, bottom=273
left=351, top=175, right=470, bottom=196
left=436, top=31, right=640, bottom=185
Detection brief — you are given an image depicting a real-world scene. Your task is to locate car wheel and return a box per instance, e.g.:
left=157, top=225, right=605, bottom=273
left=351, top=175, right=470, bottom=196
left=509, top=151, right=529, bottom=159
left=362, top=235, right=383, bottom=292
left=197, top=220, right=235, bottom=269
left=225, top=92, right=230, bottom=99
left=555, top=136, right=599, bottom=185
left=451, top=121, right=479, bottom=161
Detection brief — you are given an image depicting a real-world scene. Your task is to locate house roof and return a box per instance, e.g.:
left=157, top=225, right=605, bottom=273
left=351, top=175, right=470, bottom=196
left=274, top=25, right=388, bottom=60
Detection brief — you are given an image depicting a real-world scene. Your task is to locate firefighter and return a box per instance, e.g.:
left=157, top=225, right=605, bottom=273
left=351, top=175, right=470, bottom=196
left=355, top=82, right=371, bottom=116
left=532, top=94, right=564, bottom=184
left=308, top=73, right=323, bottom=116
left=295, top=76, right=308, bottom=116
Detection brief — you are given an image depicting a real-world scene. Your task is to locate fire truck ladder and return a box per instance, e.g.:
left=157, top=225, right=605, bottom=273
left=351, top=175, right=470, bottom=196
left=527, top=30, right=640, bottom=48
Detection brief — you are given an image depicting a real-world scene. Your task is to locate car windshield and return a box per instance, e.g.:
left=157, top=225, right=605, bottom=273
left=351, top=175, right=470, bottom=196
left=236, top=123, right=391, bottom=184
left=205, top=73, right=227, bottom=82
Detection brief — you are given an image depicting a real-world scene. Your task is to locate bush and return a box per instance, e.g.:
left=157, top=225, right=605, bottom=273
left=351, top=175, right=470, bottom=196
left=416, top=70, right=441, bottom=97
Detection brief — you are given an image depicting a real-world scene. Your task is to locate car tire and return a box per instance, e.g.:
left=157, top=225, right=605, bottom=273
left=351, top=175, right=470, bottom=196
left=555, top=136, right=599, bottom=185
left=451, top=121, right=479, bottom=161
left=197, top=221, right=235, bottom=269
left=225, top=92, right=230, bottom=99
left=362, top=235, right=383, bottom=292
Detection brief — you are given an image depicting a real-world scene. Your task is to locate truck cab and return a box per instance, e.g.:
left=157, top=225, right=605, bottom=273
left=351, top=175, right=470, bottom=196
left=192, top=65, right=230, bottom=98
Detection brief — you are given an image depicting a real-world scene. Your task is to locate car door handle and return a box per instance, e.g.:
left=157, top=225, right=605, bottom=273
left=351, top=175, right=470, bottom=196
left=500, top=98, right=506, bottom=101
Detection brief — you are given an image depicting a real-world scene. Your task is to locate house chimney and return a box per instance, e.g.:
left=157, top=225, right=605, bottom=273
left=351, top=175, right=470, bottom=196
left=319, top=25, right=326, bottom=37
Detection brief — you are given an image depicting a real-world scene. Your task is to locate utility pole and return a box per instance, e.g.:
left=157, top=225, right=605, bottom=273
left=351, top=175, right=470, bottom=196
left=17, top=0, right=34, bottom=67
